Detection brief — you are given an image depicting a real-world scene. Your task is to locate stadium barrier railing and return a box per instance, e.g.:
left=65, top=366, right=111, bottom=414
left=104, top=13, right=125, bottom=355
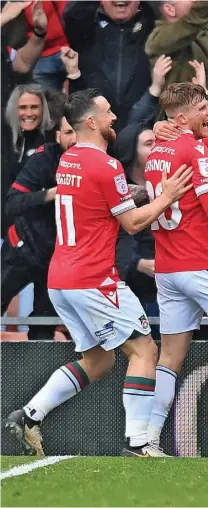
left=1, top=316, right=208, bottom=325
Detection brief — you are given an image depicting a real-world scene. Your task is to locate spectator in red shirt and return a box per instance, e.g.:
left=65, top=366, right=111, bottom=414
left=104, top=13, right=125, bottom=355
left=24, top=1, right=70, bottom=90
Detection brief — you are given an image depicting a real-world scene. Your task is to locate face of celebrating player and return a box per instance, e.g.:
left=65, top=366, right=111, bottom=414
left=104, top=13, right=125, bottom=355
left=56, top=116, right=76, bottom=151
left=136, top=129, right=155, bottom=167
left=185, top=98, right=208, bottom=139
left=92, top=96, right=117, bottom=144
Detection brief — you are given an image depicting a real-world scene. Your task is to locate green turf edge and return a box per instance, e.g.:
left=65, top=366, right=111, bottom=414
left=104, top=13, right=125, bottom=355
left=1, top=457, right=208, bottom=508
left=1, top=455, right=42, bottom=471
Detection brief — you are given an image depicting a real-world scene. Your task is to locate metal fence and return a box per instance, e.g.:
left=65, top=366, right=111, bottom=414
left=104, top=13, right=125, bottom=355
left=1, top=316, right=208, bottom=325
left=1, top=340, right=208, bottom=457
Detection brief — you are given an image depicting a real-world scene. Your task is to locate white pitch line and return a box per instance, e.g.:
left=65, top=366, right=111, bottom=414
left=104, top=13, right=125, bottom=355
left=1, top=455, right=77, bottom=480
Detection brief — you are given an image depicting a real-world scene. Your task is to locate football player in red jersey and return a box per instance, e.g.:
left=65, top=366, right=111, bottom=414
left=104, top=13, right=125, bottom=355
left=6, top=89, right=193, bottom=458
left=144, top=83, right=208, bottom=451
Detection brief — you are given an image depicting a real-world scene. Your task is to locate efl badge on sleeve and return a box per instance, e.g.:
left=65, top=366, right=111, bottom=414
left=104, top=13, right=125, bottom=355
left=198, top=158, right=208, bottom=177
left=114, top=174, right=128, bottom=195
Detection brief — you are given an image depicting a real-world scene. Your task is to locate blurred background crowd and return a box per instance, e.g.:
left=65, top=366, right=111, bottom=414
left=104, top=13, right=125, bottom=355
left=1, top=0, right=208, bottom=341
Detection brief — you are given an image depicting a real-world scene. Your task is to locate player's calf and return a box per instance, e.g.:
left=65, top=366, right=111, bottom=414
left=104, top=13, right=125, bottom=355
left=121, top=334, right=158, bottom=454
left=147, top=331, right=192, bottom=448
left=159, top=331, right=192, bottom=374
left=81, top=347, right=115, bottom=382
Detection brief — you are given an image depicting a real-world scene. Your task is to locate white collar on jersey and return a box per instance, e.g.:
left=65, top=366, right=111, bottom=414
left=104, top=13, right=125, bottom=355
left=181, top=129, right=194, bottom=135
left=75, top=142, right=106, bottom=153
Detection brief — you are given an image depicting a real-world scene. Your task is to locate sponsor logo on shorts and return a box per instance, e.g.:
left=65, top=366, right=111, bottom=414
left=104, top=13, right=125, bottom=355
left=139, top=315, right=149, bottom=330
left=95, top=321, right=116, bottom=344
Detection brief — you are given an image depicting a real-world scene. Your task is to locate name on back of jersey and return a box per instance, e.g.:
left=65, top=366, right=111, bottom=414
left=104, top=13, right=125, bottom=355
left=145, top=159, right=171, bottom=173
left=56, top=173, right=82, bottom=187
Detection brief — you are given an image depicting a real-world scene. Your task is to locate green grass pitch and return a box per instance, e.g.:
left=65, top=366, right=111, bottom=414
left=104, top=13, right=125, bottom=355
left=1, top=456, right=208, bottom=507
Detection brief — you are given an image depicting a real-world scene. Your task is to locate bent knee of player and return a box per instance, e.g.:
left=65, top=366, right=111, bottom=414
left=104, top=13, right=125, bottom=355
left=122, top=333, right=158, bottom=363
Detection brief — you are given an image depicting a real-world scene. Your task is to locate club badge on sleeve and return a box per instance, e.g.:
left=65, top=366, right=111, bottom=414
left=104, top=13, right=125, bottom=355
left=114, top=174, right=128, bottom=195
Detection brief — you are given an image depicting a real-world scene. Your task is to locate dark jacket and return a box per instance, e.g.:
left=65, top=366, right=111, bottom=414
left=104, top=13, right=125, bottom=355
left=11, top=129, right=45, bottom=183
left=3, top=126, right=57, bottom=237
left=129, top=90, right=160, bottom=126
left=63, top=1, right=155, bottom=132
left=5, top=143, right=61, bottom=271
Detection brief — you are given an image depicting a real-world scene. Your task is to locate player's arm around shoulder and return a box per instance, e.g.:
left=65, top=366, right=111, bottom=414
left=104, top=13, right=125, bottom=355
left=117, top=164, right=193, bottom=234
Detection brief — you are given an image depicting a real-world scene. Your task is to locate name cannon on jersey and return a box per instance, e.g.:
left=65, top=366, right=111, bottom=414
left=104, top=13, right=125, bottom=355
left=56, top=173, right=82, bottom=187
left=145, top=159, right=171, bottom=173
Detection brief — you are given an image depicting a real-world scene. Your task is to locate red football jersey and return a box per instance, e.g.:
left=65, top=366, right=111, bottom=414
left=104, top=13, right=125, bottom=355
left=48, top=143, right=136, bottom=289
left=144, top=132, right=208, bottom=273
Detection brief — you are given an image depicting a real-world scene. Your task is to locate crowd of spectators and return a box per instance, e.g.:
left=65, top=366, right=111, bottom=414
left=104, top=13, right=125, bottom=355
left=1, top=0, right=208, bottom=340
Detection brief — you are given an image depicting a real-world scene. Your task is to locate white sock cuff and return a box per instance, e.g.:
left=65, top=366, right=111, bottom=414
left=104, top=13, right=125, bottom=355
left=156, top=365, right=177, bottom=379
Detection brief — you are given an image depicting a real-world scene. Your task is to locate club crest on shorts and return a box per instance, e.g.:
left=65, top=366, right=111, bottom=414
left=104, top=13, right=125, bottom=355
left=139, top=314, right=149, bottom=330
left=114, top=174, right=128, bottom=195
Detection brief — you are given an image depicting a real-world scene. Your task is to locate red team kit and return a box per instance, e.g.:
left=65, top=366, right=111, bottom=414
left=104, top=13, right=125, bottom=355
left=48, top=133, right=208, bottom=341
left=48, top=143, right=136, bottom=290
left=144, top=131, right=208, bottom=273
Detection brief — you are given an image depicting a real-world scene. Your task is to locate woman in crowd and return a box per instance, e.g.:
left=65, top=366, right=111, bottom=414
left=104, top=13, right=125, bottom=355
left=5, top=83, right=51, bottom=183
left=3, top=84, right=50, bottom=335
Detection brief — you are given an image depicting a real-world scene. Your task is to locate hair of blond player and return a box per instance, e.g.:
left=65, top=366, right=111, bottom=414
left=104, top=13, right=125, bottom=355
left=160, top=83, right=206, bottom=115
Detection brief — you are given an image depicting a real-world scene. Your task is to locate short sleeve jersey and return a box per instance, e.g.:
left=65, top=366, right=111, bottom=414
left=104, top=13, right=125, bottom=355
left=48, top=143, right=136, bottom=289
left=144, top=132, right=208, bottom=273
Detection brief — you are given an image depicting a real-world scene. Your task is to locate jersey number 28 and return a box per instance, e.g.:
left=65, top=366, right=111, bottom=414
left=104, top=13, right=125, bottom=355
left=146, top=181, right=182, bottom=231
left=55, top=194, right=76, bottom=246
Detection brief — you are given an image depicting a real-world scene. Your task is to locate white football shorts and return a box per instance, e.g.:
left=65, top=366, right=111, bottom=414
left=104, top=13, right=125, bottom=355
left=48, top=281, right=151, bottom=352
left=155, top=270, right=208, bottom=334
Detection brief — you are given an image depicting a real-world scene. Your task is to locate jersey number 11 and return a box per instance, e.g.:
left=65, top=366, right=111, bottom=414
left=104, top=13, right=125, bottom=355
left=55, top=194, right=76, bottom=246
